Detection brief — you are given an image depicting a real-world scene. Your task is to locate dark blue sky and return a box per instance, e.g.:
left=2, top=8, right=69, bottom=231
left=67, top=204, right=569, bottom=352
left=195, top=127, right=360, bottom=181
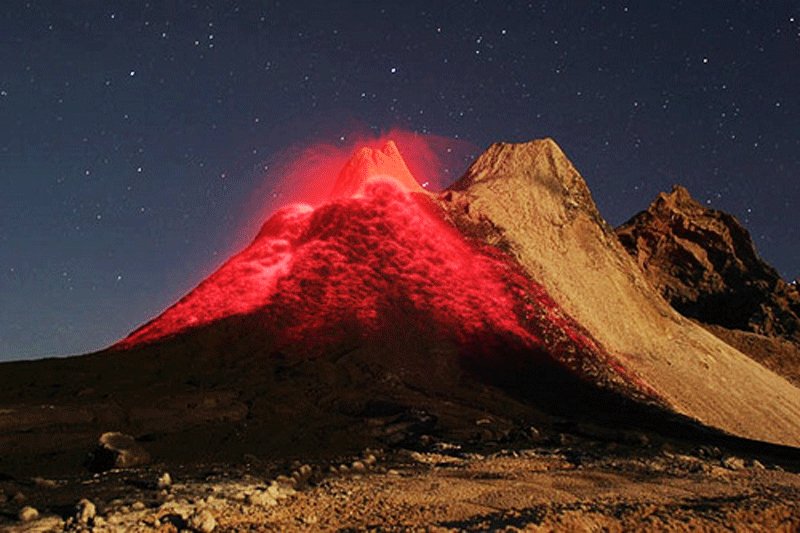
left=1, top=1, right=799, bottom=360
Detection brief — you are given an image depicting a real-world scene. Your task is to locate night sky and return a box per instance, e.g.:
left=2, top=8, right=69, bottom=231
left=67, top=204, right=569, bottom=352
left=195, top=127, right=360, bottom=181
left=2, top=1, right=799, bottom=360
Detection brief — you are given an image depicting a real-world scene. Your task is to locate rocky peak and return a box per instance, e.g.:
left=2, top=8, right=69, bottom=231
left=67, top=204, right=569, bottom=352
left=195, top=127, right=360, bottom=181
left=616, top=186, right=800, bottom=342
left=655, top=185, right=703, bottom=210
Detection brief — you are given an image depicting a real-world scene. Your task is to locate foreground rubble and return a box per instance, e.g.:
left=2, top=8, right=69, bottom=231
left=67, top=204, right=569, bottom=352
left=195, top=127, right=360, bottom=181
left=2, top=434, right=799, bottom=532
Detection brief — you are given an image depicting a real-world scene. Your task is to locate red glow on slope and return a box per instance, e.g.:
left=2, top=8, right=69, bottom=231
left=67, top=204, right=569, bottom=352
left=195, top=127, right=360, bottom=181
left=119, top=178, right=534, bottom=350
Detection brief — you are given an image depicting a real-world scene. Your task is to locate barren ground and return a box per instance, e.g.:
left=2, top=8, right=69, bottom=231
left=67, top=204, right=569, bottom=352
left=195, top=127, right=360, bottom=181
left=3, top=431, right=799, bottom=532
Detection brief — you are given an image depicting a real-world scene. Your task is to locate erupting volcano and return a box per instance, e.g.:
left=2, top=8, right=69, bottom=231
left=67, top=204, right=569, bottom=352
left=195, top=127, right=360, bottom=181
left=3, top=136, right=800, bottom=511
left=116, top=140, right=649, bottom=400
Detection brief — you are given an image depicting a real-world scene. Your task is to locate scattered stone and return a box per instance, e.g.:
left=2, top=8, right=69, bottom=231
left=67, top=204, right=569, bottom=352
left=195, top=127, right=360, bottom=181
left=290, top=464, right=313, bottom=488
left=246, top=490, right=277, bottom=507
left=18, top=506, right=39, bottom=522
left=697, top=446, right=722, bottom=459
left=87, top=432, right=151, bottom=471
left=709, top=466, right=731, bottom=478
left=364, top=453, right=377, bottom=466
left=275, top=474, right=294, bottom=487
left=32, top=476, right=59, bottom=489
left=432, top=442, right=460, bottom=452
left=188, top=509, right=217, bottom=533
left=351, top=460, right=367, bottom=473
left=131, top=500, right=146, bottom=511
left=722, top=456, right=746, bottom=471
left=387, top=469, right=401, bottom=476
left=158, top=472, right=173, bottom=490
left=75, top=498, right=96, bottom=525
left=12, top=491, right=26, bottom=504
left=751, top=459, right=766, bottom=470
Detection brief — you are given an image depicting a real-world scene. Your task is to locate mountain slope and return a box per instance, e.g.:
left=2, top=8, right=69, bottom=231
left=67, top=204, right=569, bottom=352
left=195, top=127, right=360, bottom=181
left=437, top=138, right=800, bottom=447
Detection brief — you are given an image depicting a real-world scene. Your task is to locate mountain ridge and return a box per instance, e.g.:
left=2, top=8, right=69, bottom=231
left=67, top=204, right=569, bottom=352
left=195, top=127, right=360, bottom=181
left=438, top=138, right=800, bottom=447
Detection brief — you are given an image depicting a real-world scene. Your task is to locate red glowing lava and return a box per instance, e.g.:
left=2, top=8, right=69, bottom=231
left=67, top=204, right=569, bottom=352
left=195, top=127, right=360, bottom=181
left=118, top=162, right=534, bottom=349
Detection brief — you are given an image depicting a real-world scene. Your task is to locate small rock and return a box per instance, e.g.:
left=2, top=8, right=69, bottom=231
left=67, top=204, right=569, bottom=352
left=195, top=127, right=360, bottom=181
left=246, top=491, right=277, bottom=507
left=387, top=469, right=400, bottom=476
left=291, top=464, right=313, bottom=488
left=188, top=509, right=217, bottom=533
left=87, top=432, right=151, bottom=471
left=158, top=472, right=173, bottom=490
left=12, top=491, right=26, bottom=504
left=275, top=474, right=294, bottom=487
left=76, top=498, right=97, bottom=524
left=131, top=500, right=146, bottom=511
left=364, top=454, right=377, bottom=466
left=19, top=506, right=39, bottom=522
left=32, top=477, right=59, bottom=489
left=722, top=456, right=746, bottom=470
left=751, top=459, right=766, bottom=470
left=351, top=460, right=367, bottom=473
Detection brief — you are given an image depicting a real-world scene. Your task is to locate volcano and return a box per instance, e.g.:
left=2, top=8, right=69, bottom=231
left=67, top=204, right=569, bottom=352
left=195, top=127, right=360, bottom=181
left=114, top=141, right=650, bottom=404
left=2, top=137, right=800, bottom=483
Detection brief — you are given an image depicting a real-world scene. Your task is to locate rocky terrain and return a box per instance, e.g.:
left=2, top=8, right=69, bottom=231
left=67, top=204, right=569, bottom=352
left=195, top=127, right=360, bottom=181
left=2, top=138, right=799, bottom=531
left=616, top=185, right=800, bottom=343
left=616, top=185, right=800, bottom=386
left=2, top=423, right=800, bottom=532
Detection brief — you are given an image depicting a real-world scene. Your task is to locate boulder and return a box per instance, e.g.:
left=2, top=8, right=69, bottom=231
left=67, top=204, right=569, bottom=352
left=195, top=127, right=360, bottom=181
left=87, top=432, right=151, bottom=471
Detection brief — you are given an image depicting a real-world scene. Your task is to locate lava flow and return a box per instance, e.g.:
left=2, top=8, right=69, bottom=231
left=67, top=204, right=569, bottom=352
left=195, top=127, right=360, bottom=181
left=118, top=140, right=533, bottom=349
